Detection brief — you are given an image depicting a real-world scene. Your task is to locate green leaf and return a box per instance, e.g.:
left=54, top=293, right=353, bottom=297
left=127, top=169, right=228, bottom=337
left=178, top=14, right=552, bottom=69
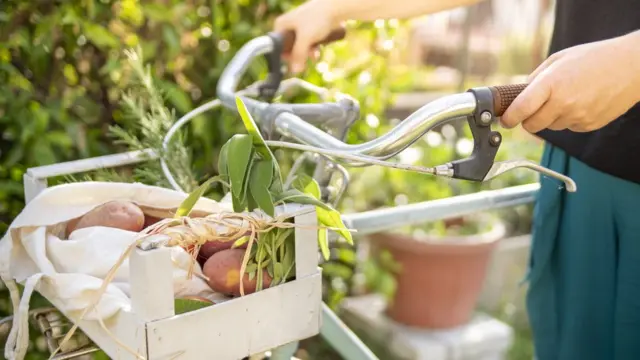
left=274, top=262, right=284, bottom=280
left=248, top=270, right=256, bottom=281
left=267, top=263, right=275, bottom=278
left=292, top=174, right=321, bottom=199
left=232, top=193, right=246, bottom=213
left=284, top=262, right=295, bottom=280
left=245, top=262, right=258, bottom=274
left=241, top=157, right=253, bottom=207
left=248, top=159, right=275, bottom=216
left=247, top=191, right=259, bottom=211
left=62, top=6, right=81, bottom=25
left=282, top=240, right=295, bottom=277
left=318, top=228, right=330, bottom=260
left=257, top=268, right=264, bottom=291
left=273, top=189, right=331, bottom=211
left=318, top=207, right=353, bottom=245
left=235, top=96, right=274, bottom=161
left=227, top=134, right=253, bottom=203
left=256, top=244, right=266, bottom=263
left=282, top=241, right=296, bottom=280
left=82, top=22, right=119, bottom=49
left=174, top=298, right=213, bottom=314
left=174, top=176, right=221, bottom=218
left=275, top=228, right=293, bottom=250
left=232, top=236, right=249, bottom=249
left=337, top=248, right=356, bottom=265
left=270, top=166, right=284, bottom=194
left=235, top=96, right=283, bottom=191
left=159, top=80, right=192, bottom=114
left=218, top=141, right=230, bottom=181
left=142, top=3, right=173, bottom=21
left=260, top=258, right=271, bottom=268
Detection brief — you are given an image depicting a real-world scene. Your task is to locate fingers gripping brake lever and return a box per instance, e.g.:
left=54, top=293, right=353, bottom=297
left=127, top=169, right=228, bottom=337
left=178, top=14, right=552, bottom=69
left=436, top=84, right=577, bottom=192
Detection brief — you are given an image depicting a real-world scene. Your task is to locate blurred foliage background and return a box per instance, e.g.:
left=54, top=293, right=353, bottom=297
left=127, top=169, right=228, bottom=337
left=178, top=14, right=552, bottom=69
left=0, top=0, right=551, bottom=358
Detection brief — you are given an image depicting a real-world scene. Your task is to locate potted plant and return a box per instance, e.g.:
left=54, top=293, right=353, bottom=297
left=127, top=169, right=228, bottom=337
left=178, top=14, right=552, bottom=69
left=368, top=212, right=506, bottom=329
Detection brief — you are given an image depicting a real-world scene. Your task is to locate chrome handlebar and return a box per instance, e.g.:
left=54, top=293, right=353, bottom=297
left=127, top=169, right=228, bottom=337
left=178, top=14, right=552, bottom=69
left=164, top=34, right=577, bottom=193
left=216, top=35, right=476, bottom=162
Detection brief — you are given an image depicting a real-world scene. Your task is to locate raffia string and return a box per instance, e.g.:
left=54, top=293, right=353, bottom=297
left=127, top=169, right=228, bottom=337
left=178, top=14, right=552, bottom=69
left=51, top=210, right=355, bottom=360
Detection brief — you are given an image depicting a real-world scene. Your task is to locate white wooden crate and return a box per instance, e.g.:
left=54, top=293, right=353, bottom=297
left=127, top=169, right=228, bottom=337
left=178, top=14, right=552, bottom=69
left=50, top=208, right=323, bottom=360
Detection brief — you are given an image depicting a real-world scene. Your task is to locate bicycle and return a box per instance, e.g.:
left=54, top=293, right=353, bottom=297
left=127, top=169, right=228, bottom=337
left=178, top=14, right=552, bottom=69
left=2, top=28, right=576, bottom=360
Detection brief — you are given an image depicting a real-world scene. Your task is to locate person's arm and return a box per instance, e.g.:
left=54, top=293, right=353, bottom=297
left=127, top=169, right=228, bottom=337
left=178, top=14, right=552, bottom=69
left=328, top=0, right=482, bottom=23
left=501, top=29, right=640, bottom=133
left=274, top=0, right=483, bottom=72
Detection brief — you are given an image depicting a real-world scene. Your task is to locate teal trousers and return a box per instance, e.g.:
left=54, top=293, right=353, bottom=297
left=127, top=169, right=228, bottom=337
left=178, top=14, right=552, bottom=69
left=526, top=143, right=640, bottom=360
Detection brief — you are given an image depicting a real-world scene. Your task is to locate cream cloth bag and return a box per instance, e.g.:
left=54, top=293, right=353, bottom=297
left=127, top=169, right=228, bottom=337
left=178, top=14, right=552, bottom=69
left=0, top=181, right=231, bottom=360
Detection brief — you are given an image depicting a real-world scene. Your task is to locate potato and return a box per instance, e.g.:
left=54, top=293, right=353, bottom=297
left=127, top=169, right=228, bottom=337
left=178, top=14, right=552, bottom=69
left=67, top=200, right=145, bottom=235
left=143, top=215, right=164, bottom=229
left=202, top=249, right=272, bottom=296
left=197, top=239, right=248, bottom=266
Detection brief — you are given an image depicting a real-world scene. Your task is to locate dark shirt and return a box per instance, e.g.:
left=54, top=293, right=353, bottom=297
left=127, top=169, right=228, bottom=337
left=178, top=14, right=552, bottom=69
left=536, top=0, right=640, bottom=184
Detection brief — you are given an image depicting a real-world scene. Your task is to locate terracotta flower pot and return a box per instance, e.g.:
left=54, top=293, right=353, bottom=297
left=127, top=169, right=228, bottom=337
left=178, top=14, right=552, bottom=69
left=369, top=215, right=505, bottom=329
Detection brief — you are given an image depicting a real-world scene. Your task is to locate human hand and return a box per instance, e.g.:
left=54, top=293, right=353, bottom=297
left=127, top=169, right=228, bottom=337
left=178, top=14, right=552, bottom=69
left=273, top=0, right=339, bottom=73
left=501, top=31, right=640, bottom=133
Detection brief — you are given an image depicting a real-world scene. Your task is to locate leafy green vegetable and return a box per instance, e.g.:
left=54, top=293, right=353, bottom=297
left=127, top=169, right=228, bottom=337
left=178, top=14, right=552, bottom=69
left=235, top=96, right=283, bottom=193
left=227, top=134, right=254, bottom=203
left=218, top=141, right=231, bottom=180
left=232, top=236, right=250, bottom=248
left=175, top=95, right=355, bottom=294
left=174, top=176, right=222, bottom=218
left=318, top=228, right=330, bottom=261
left=318, top=207, right=353, bottom=245
left=235, top=96, right=275, bottom=161
left=292, top=173, right=321, bottom=199
left=249, top=160, right=275, bottom=216
left=273, top=189, right=331, bottom=210
left=174, top=298, right=213, bottom=314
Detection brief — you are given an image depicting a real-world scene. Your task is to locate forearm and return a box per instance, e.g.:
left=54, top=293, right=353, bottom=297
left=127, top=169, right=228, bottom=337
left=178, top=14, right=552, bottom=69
left=324, top=0, right=485, bottom=24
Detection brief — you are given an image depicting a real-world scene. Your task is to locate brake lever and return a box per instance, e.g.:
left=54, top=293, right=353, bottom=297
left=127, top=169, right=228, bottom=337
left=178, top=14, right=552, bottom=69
left=432, top=85, right=577, bottom=192
left=483, top=160, right=577, bottom=192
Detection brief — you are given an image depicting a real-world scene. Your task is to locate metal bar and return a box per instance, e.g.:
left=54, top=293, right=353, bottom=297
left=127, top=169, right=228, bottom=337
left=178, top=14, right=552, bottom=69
left=342, top=183, right=539, bottom=235
left=26, top=149, right=156, bottom=180
left=273, top=93, right=475, bottom=161
left=50, top=345, right=99, bottom=360
left=23, top=173, right=48, bottom=204
left=320, top=304, right=379, bottom=360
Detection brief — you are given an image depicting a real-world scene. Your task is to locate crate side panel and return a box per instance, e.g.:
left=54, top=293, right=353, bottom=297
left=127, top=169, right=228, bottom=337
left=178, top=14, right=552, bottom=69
left=294, top=209, right=318, bottom=279
left=67, top=309, right=147, bottom=360
left=146, top=273, right=322, bottom=360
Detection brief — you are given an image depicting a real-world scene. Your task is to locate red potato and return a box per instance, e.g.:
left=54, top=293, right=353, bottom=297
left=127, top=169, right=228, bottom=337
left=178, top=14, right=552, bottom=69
left=67, top=200, right=145, bottom=235
left=197, top=239, right=248, bottom=266
left=202, top=249, right=272, bottom=296
left=143, top=215, right=163, bottom=228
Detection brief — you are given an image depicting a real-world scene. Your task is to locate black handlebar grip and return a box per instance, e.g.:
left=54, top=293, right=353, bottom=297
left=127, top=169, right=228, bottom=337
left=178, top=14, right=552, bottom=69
left=278, top=27, right=347, bottom=55
left=489, top=83, right=528, bottom=116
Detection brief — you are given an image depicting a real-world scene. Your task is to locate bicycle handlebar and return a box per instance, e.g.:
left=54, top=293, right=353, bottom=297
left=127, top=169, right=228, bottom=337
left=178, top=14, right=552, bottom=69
left=211, top=32, right=577, bottom=191
left=216, top=34, right=478, bottom=160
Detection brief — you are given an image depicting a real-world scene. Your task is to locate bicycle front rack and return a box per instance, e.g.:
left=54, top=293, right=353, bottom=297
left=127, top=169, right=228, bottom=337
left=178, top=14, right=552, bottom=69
left=30, top=308, right=98, bottom=360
